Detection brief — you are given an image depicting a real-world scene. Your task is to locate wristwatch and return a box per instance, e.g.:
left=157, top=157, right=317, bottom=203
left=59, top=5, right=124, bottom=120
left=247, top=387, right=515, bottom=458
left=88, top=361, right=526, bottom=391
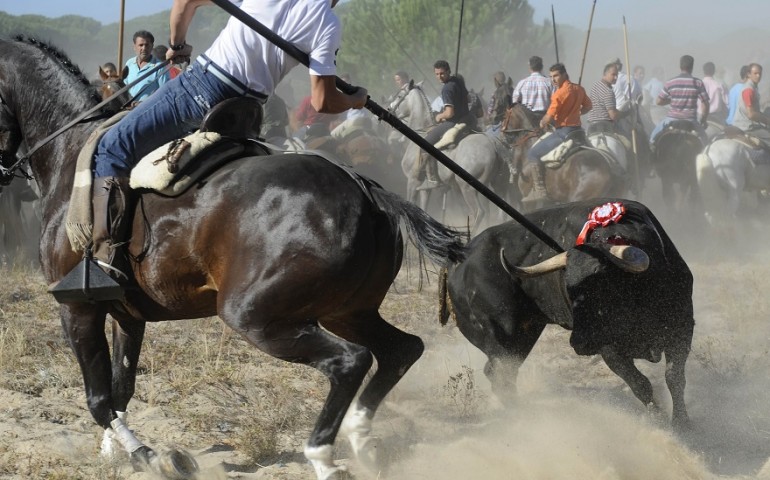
left=169, top=41, right=187, bottom=51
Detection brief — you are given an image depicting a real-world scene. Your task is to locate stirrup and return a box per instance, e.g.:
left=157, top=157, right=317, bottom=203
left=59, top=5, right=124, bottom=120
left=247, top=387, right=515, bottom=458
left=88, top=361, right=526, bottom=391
left=48, top=258, right=125, bottom=303
left=416, top=179, right=443, bottom=191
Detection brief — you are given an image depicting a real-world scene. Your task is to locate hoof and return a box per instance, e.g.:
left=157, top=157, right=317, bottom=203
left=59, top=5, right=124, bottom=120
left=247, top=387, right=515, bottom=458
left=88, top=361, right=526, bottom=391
left=158, top=448, right=200, bottom=480
left=351, top=435, right=383, bottom=475
left=130, top=445, right=157, bottom=473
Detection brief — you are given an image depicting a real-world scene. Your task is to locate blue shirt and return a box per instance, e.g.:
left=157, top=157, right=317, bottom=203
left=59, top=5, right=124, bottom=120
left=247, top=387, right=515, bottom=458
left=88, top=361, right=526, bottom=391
left=125, top=55, right=170, bottom=102
left=726, top=82, right=744, bottom=126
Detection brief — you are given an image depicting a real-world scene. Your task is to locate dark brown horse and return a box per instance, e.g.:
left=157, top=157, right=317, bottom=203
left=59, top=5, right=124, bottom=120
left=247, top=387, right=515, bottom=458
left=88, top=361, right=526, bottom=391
left=652, top=123, right=704, bottom=213
left=505, top=104, right=627, bottom=211
left=0, top=36, right=465, bottom=479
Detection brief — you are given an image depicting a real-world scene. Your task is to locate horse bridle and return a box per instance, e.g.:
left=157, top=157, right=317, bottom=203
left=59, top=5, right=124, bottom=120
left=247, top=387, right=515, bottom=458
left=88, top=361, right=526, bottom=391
left=0, top=90, right=27, bottom=185
left=0, top=59, right=171, bottom=186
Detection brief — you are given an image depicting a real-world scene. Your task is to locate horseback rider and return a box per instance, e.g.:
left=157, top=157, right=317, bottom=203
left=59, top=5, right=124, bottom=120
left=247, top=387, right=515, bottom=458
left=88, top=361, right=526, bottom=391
left=522, top=63, right=592, bottom=204
left=486, top=71, right=512, bottom=133
left=89, top=0, right=368, bottom=291
left=124, top=30, right=171, bottom=103
left=649, top=55, right=709, bottom=147
left=512, top=56, right=554, bottom=125
left=732, top=63, right=770, bottom=147
left=417, top=60, right=476, bottom=190
left=701, top=61, right=728, bottom=125
left=727, top=65, right=750, bottom=126
left=586, top=62, right=627, bottom=135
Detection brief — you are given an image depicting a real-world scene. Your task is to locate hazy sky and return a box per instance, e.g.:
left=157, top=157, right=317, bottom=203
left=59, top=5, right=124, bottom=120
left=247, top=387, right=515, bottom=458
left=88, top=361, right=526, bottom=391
left=2, top=0, right=767, bottom=32
left=1, top=0, right=768, bottom=43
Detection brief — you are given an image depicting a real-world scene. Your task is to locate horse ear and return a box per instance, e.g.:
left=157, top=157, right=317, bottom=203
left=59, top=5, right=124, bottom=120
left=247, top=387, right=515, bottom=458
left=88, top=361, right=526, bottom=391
left=408, top=79, right=414, bottom=89
left=121, top=66, right=129, bottom=80
left=99, top=66, right=108, bottom=81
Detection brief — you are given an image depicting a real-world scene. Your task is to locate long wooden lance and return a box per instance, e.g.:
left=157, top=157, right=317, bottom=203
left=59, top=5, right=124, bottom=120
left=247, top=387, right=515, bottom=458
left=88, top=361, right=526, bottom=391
left=622, top=15, right=641, bottom=197
left=208, top=0, right=564, bottom=254
left=551, top=5, right=560, bottom=63
left=455, top=0, right=465, bottom=74
left=577, top=0, right=597, bottom=85
left=117, top=0, right=126, bottom=68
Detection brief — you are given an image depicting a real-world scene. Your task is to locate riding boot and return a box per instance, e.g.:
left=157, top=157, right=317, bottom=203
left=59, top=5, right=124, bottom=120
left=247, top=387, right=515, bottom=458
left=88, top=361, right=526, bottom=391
left=92, top=176, right=134, bottom=284
left=417, top=154, right=443, bottom=190
left=521, top=162, right=549, bottom=204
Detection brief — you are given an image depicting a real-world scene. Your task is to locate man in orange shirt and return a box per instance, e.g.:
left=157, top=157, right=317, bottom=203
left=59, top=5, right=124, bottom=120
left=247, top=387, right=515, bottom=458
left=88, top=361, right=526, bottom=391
left=523, top=63, right=592, bottom=203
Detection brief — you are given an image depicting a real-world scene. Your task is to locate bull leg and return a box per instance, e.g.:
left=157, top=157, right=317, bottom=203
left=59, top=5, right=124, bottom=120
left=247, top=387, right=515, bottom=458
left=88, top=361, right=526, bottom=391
left=664, top=337, right=691, bottom=432
left=229, top=318, right=372, bottom=480
left=484, top=318, right=547, bottom=405
left=599, top=347, right=655, bottom=410
left=324, top=311, right=424, bottom=472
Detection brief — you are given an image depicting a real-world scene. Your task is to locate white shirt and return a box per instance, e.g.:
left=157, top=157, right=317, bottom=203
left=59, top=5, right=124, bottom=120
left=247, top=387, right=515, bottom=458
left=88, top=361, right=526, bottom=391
left=204, top=0, right=341, bottom=96
left=613, top=72, right=642, bottom=112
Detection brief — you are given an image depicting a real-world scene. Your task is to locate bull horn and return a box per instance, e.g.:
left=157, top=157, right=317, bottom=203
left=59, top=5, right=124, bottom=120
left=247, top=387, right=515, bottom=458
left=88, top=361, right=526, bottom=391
left=607, top=245, right=650, bottom=273
left=500, top=248, right=567, bottom=278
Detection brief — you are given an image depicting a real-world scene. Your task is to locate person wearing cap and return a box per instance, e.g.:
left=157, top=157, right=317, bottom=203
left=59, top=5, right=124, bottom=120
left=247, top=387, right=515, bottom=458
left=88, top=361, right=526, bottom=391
left=512, top=55, right=554, bottom=124
left=88, top=0, right=368, bottom=291
left=486, top=71, right=512, bottom=132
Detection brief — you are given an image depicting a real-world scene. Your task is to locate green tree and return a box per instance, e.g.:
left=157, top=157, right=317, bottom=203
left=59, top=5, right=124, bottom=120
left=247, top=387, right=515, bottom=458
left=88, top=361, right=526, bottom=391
left=336, top=0, right=554, bottom=98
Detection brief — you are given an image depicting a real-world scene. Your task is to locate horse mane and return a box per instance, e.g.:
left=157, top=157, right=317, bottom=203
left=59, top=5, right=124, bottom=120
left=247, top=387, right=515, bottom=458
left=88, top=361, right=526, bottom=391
left=12, top=34, right=101, bottom=104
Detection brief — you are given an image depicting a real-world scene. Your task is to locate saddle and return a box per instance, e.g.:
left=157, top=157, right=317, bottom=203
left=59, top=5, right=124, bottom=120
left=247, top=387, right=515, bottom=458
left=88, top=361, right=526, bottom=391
left=130, top=132, right=272, bottom=196
left=538, top=130, right=588, bottom=169
left=200, top=97, right=264, bottom=139
left=433, top=123, right=470, bottom=150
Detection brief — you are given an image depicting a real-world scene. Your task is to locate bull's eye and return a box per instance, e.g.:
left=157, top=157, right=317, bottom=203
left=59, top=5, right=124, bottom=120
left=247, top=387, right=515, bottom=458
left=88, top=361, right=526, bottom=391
left=606, top=235, right=629, bottom=246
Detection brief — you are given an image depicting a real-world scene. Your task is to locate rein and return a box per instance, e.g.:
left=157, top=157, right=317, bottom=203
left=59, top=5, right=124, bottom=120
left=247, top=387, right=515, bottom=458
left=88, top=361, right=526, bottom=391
left=0, top=59, right=171, bottom=185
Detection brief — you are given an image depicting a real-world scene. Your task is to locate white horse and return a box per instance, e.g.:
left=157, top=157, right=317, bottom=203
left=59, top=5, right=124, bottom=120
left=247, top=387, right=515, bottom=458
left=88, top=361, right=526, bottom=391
left=696, top=137, right=770, bottom=224
left=392, top=84, right=512, bottom=232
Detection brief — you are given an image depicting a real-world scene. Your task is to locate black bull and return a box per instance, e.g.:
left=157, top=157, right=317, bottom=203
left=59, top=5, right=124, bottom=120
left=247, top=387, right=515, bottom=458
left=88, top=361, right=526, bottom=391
left=439, top=199, right=693, bottom=430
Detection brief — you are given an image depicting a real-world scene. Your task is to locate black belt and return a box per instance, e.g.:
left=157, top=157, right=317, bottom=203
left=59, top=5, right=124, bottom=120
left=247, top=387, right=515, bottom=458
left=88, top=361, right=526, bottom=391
left=196, top=55, right=267, bottom=101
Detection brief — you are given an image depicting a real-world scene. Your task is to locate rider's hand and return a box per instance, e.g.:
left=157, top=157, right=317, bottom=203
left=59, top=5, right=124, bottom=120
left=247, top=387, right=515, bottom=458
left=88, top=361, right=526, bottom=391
left=166, top=44, right=193, bottom=65
left=350, top=87, right=369, bottom=109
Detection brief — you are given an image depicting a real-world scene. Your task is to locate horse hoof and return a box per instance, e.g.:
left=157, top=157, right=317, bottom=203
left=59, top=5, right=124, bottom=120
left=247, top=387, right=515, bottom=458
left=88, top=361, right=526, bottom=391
left=158, top=448, right=200, bottom=480
left=352, top=435, right=383, bottom=475
left=129, top=445, right=157, bottom=472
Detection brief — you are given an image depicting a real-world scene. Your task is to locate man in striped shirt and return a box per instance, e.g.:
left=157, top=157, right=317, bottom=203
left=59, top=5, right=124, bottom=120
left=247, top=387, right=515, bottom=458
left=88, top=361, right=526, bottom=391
left=512, top=56, right=554, bottom=124
left=586, top=62, right=626, bottom=135
left=649, top=55, right=709, bottom=146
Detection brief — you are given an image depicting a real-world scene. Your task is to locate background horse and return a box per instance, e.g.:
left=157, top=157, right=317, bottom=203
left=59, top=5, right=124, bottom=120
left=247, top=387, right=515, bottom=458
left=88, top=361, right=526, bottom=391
left=696, top=137, right=770, bottom=225
left=393, top=84, right=512, bottom=233
left=651, top=124, right=704, bottom=214
left=0, top=36, right=465, bottom=480
left=506, top=106, right=627, bottom=211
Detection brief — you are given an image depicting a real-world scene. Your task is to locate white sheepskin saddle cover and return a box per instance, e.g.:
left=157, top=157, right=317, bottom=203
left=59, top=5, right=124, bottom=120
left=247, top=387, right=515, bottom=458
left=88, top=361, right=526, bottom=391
left=130, top=131, right=222, bottom=195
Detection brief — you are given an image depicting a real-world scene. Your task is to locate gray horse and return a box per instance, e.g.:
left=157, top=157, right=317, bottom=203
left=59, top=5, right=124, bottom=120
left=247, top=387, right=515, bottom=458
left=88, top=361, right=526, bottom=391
left=392, top=84, right=513, bottom=233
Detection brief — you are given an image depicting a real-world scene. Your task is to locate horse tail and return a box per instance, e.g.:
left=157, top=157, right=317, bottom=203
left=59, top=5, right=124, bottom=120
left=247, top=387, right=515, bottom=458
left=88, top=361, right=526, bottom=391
left=437, top=266, right=453, bottom=326
left=695, top=143, right=723, bottom=223
left=369, top=187, right=467, bottom=266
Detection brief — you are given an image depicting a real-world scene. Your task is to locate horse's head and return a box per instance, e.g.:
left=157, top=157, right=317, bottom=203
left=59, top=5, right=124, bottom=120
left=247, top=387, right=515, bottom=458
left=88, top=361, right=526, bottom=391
left=0, top=91, right=23, bottom=185
left=98, top=66, right=130, bottom=106
left=391, top=82, right=434, bottom=131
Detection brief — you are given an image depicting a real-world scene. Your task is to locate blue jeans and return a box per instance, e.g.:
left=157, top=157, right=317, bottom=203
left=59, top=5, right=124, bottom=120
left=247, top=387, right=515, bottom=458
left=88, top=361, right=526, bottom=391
left=527, top=126, right=580, bottom=163
left=93, top=60, right=241, bottom=177
left=649, top=116, right=708, bottom=146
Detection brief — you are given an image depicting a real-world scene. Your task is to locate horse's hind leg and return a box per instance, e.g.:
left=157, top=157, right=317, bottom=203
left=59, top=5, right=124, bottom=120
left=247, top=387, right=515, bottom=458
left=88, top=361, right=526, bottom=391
left=229, top=318, right=373, bottom=479
left=324, top=311, right=423, bottom=472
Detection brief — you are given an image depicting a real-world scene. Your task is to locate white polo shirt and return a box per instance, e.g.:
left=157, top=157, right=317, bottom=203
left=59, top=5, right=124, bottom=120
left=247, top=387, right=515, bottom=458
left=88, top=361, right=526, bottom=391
left=204, top=0, right=341, bottom=96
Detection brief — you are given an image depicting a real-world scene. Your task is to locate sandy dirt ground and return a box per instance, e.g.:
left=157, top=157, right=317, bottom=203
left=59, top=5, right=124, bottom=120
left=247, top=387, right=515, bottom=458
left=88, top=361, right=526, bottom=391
left=3, top=193, right=770, bottom=480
